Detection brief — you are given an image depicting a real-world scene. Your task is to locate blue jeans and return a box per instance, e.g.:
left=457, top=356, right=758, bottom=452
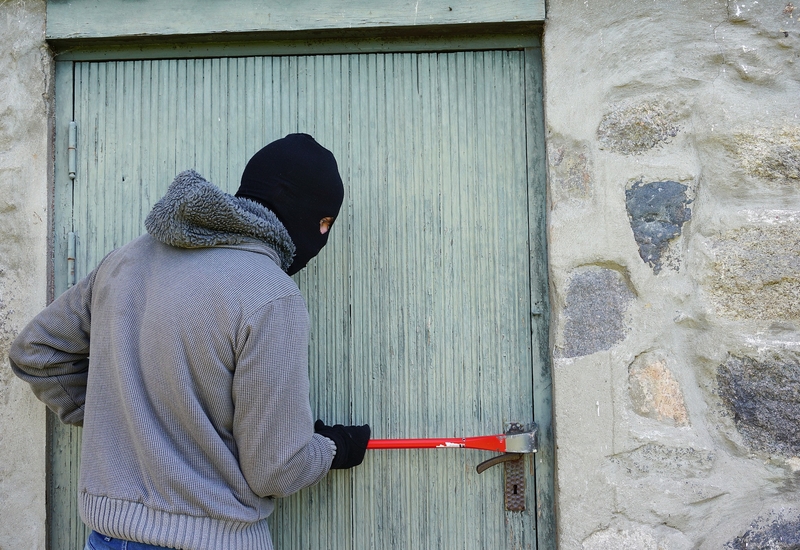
left=84, top=530, right=175, bottom=550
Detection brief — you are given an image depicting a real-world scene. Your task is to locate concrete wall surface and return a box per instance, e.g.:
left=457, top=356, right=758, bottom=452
left=0, top=0, right=50, bottom=549
left=4, top=0, right=800, bottom=548
left=544, top=0, right=800, bottom=547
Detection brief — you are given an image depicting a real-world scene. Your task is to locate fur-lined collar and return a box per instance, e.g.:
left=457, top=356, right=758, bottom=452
left=144, top=170, right=295, bottom=271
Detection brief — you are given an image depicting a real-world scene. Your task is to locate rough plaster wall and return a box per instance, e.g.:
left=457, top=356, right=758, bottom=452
left=0, top=0, right=51, bottom=549
left=4, top=0, right=800, bottom=548
left=544, top=0, right=800, bottom=548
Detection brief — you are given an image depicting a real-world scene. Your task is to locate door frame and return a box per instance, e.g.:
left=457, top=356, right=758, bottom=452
left=50, top=32, right=553, bottom=550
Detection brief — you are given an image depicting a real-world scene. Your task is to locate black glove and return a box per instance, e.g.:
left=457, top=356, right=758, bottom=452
left=314, top=420, right=371, bottom=469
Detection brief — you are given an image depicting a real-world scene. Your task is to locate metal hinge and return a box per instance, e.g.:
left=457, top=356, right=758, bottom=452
left=68, top=121, right=77, bottom=181
left=67, top=231, right=76, bottom=288
left=67, top=121, right=77, bottom=288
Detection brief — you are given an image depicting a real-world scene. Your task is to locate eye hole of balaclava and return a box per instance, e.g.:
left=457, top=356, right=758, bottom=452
left=236, top=133, right=345, bottom=275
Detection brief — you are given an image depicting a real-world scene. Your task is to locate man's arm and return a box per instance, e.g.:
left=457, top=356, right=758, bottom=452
left=8, top=270, right=96, bottom=426
left=233, top=294, right=335, bottom=498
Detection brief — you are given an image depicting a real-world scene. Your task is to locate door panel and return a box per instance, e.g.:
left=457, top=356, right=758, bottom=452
left=54, top=50, right=543, bottom=549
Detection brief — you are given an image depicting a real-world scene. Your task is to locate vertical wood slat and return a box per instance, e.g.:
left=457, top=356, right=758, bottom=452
left=524, top=46, right=556, bottom=550
left=50, top=59, right=88, bottom=550
left=55, top=49, right=543, bottom=550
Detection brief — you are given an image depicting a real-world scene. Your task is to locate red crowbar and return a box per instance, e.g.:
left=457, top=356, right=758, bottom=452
left=367, top=428, right=537, bottom=454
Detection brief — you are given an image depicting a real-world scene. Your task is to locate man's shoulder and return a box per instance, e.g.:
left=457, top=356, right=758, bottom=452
left=194, top=243, right=303, bottom=303
left=104, top=235, right=301, bottom=302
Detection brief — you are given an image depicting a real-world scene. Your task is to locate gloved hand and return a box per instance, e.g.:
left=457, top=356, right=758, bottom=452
left=314, top=420, right=371, bottom=469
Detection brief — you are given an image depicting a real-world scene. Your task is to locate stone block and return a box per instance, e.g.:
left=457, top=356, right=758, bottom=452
left=707, top=223, right=800, bottom=321
left=625, top=180, right=692, bottom=274
left=726, top=510, right=800, bottom=550
left=717, top=353, right=800, bottom=457
left=548, top=140, right=593, bottom=204
left=597, top=100, right=681, bottom=156
left=735, top=127, right=800, bottom=184
left=559, top=267, right=635, bottom=358
left=628, top=354, right=690, bottom=427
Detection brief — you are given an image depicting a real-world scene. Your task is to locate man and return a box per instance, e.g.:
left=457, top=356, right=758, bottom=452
left=9, top=133, right=369, bottom=550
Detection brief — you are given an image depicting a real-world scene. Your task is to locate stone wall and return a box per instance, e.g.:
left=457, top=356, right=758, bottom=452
left=0, top=1, right=50, bottom=549
left=544, top=0, right=800, bottom=547
left=4, top=0, right=800, bottom=548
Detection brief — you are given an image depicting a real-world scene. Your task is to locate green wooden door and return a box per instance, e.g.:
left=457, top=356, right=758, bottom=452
left=52, top=46, right=552, bottom=550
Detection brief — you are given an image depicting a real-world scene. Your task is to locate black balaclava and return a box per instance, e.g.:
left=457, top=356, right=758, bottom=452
left=236, top=134, right=344, bottom=275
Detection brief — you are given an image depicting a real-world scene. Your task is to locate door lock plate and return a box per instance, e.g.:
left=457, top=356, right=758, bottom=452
left=475, top=422, right=531, bottom=512
left=504, top=422, right=527, bottom=512
left=504, top=453, right=526, bottom=511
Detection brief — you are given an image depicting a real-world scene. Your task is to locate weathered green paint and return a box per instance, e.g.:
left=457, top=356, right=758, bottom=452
left=51, top=47, right=551, bottom=549
left=52, top=33, right=541, bottom=62
left=51, top=60, right=90, bottom=550
left=524, top=46, right=556, bottom=550
left=53, top=61, right=73, bottom=309
left=47, top=0, right=545, bottom=42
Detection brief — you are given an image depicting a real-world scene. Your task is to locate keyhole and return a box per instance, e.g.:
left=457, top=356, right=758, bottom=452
left=512, top=484, right=518, bottom=495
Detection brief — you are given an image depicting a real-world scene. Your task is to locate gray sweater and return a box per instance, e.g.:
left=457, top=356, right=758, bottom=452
left=9, top=170, right=334, bottom=549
